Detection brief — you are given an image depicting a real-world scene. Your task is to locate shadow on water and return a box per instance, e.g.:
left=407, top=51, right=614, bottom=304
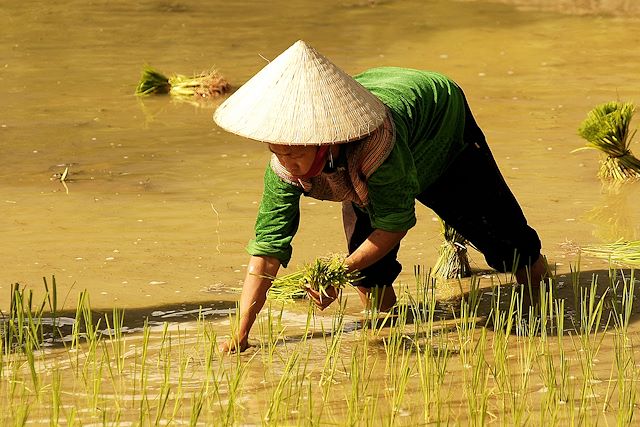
left=366, top=268, right=640, bottom=339
left=1, top=286, right=238, bottom=350
left=254, top=267, right=639, bottom=354
left=2, top=268, right=637, bottom=351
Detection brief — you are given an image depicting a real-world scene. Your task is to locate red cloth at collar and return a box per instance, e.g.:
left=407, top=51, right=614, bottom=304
left=294, top=146, right=330, bottom=180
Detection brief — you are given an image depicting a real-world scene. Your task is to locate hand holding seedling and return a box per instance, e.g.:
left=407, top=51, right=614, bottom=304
left=305, top=283, right=339, bottom=310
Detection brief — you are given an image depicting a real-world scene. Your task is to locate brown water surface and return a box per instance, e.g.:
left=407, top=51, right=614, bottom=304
left=2, top=3, right=640, bottom=422
left=0, top=0, right=640, bottom=425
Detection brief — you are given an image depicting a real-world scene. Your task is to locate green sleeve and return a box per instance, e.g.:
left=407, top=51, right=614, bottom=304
left=365, top=139, right=419, bottom=232
left=246, top=166, right=303, bottom=267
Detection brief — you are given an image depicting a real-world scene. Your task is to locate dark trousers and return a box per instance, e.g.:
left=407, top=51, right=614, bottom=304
left=343, top=99, right=541, bottom=289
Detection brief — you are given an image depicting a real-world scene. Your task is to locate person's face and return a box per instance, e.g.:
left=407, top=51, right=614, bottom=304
left=268, top=144, right=318, bottom=176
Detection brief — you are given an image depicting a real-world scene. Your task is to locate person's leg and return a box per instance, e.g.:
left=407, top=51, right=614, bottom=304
left=342, top=202, right=399, bottom=311
left=354, top=285, right=397, bottom=312
left=515, top=254, right=547, bottom=287
left=417, top=97, right=544, bottom=287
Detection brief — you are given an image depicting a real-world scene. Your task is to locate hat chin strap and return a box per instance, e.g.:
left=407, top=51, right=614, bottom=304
left=295, top=146, right=330, bottom=180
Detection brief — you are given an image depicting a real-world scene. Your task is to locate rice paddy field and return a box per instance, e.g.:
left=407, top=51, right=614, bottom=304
left=2, top=0, right=640, bottom=425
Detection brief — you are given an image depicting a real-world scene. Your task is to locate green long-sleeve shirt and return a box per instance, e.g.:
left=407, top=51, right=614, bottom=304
left=247, top=67, right=467, bottom=266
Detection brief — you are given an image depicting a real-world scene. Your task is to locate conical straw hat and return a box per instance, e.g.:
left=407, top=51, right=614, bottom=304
left=213, top=40, right=386, bottom=145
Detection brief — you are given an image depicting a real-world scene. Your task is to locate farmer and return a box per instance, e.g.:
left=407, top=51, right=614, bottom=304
left=214, top=40, right=546, bottom=352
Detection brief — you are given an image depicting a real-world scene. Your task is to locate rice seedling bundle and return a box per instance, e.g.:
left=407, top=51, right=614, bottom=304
left=433, top=219, right=471, bottom=279
left=267, top=254, right=361, bottom=302
left=135, top=65, right=230, bottom=100
left=581, top=239, right=640, bottom=267
left=576, top=101, right=640, bottom=181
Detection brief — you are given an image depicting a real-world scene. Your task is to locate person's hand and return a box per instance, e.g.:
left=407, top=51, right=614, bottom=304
left=219, top=337, right=249, bottom=354
left=306, top=285, right=339, bottom=310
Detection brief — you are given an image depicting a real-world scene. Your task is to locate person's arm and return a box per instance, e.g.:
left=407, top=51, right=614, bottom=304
left=345, top=228, right=407, bottom=271
left=221, top=166, right=302, bottom=352
left=220, top=255, right=281, bottom=353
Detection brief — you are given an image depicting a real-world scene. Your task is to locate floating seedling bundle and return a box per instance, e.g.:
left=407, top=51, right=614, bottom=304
left=581, top=239, right=640, bottom=268
left=576, top=101, right=640, bottom=182
left=135, top=65, right=230, bottom=101
left=267, top=254, right=361, bottom=302
left=433, top=219, right=471, bottom=279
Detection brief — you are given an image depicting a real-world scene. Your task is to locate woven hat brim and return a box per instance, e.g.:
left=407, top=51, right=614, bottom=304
left=213, top=40, right=386, bottom=145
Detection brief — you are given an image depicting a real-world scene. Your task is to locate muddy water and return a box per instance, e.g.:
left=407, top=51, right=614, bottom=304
left=2, top=0, right=639, bottom=313
left=2, top=0, right=640, bottom=424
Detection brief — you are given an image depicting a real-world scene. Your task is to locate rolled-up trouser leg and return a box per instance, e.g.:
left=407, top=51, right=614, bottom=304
left=342, top=202, right=402, bottom=289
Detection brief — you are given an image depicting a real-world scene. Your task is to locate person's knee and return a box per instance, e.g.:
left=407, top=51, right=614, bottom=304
left=357, top=285, right=397, bottom=312
left=515, top=255, right=548, bottom=286
left=359, top=259, right=401, bottom=288
left=378, top=287, right=397, bottom=312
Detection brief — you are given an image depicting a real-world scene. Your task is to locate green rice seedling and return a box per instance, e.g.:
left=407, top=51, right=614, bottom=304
left=0, top=333, right=3, bottom=381
left=538, top=280, right=551, bottom=338
left=101, top=338, right=123, bottom=409
left=267, top=253, right=361, bottom=302
left=138, top=389, right=149, bottom=427
left=571, top=278, right=609, bottom=407
left=158, top=321, right=171, bottom=366
left=554, top=299, right=570, bottom=404
left=581, top=240, right=640, bottom=268
left=512, top=308, right=539, bottom=425
left=383, top=301, right=410, bottom=375
left=287, top=344, right=312, bottom=425
left=220, top=350, right=252, bottom=426
left=576, top=101, right=640, bottom=181
left=380, top=294, right=413, bottom=420
left=135, top=65, right=171, bottom=95
left=614, top=331, right=637, bottom=425
left=536, top=282, right=563, bottom=422
left=135, top=65, right=230, bottom=100
left=489, top=315, right=512, bottom=402
left=416, top=327, right=451, bottom=424
left=264, top=348, right=301, bottom=423
left=50, top=367, right=61, bottom=426
left=89, top=351, right=106, bottom=413
left=155, top=325, right=173, bottom=424
left=601, top=271, right=637, bottom=423
left=42, top=276, right=60, bottom=343
left=170, top=330, right=191, bottom=421
left=413, top=265, right=431, bottom=307
left=456, top=290, right=481, bottom=371
left=410, top=270, right=451, bottom=424
left=345, top=338, right=377, bottom=426
left=66, top=406, right=77, bottom=426
left=153, top=381, right=171, bottom=427
left=104, top=307, right=126, bottom=376
left=538, top=342, right=560, bottom=424
left=76, top=292, right=103, bottom=389
left=365, top=286, right=387, bottom=333
left=489, top=290, right=520, bottom=420
left=319, top=296, right=347, bottom=404
left=24, top=339, right=40, bottom=397
left=433, top=219, right=471, bottom=279
left=601, top=325, right=637, bottom=425
left=256, top=304, right=286, bottom=368
left=3, top=283, right=46, bottom=354
left=199, top=322, right=223, bottom=399
left=266, top=278, right=307, bottom=301
left=189, top=386, right=206, bottom=426
left=465, top=328, right=490, bottom=427
left=137, top=320, right=152, bottom=414
left=14, top=401, right=29, bottom=427
left=386, top=344, right=413, bottom=424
